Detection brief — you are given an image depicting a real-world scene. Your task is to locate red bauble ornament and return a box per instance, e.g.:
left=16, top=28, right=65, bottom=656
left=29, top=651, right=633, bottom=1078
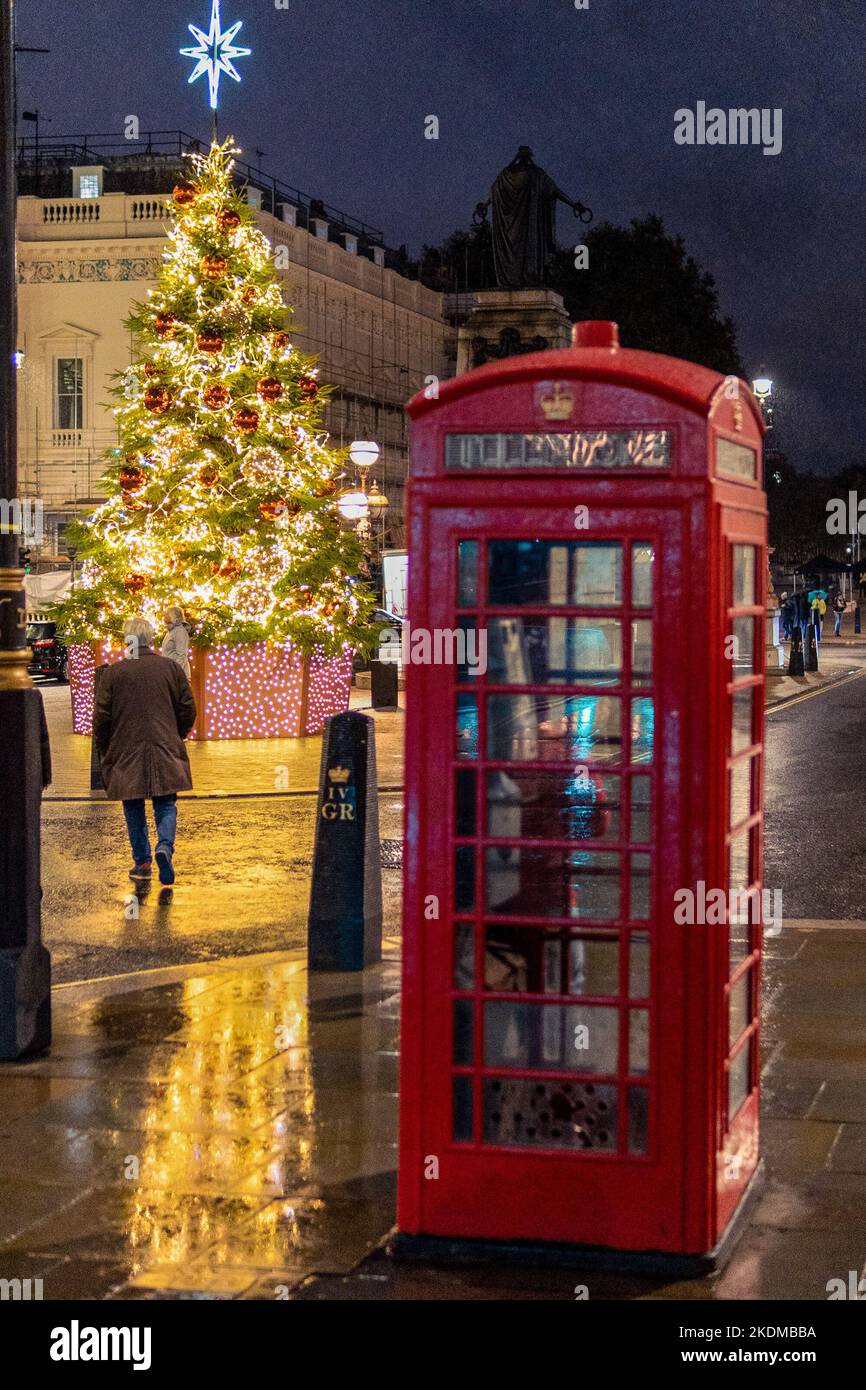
left=155, top=313, right=180, bottom=340
left=219, top=558, right=242, bottom=579
left=257, top=377, right=283, bottom=403
left=270, top=331, right=290, bottom=353
left=201, top=254, right=228, bottom=281
left=233, top=407, right=260, bottom=435
left=118, top=464, right=146, bottom=492
left=124, top=573, right=148, bottom=594
left=197, top=463, right=220, bottom=487
left=144, top=385, right=172, bottom=415
left=203, top=382, right=231, bottom=410
left=173, top=182, right=198, bottom=207
left=142, top=362, right=159, bottom=378
left=258, top=497, right=287, bottom=521
left=216, top=207, right=241, bottom=233
left=196, top=331, right=224, bottom=356
left=298, top=375, right=318, bottom=400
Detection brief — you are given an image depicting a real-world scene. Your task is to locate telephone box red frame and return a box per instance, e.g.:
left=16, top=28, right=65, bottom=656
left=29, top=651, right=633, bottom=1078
left=396, top=322, right=766, bottom=1269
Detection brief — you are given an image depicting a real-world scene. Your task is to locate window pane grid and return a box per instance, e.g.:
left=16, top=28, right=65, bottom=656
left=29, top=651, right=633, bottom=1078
left=451, top=538, right=655, bottom=1155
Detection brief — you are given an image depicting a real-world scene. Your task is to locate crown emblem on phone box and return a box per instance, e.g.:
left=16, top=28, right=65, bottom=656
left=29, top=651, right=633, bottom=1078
left=539, top=381, right=575, bottom=421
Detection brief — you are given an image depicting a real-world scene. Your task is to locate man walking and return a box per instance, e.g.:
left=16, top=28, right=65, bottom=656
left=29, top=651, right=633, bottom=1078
left=93, top=617, right=196, bottom=886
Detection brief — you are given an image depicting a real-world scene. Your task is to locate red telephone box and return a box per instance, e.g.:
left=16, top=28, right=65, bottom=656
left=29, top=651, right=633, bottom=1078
left=396, top=321, right=767, bottom=1270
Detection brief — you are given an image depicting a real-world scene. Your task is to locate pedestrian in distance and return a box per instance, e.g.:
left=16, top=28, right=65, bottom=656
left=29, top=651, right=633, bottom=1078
left=161, top=605, right=191, bottom=679
left=93, top=617, right=196, bottom=887
left=833, top=591, right=847, bottom=637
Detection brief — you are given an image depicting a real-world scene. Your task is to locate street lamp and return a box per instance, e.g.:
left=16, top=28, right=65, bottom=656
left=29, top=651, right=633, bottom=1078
left=338, top=439, right=389, bottom=547
left=751, top=371, right=774, bottom=431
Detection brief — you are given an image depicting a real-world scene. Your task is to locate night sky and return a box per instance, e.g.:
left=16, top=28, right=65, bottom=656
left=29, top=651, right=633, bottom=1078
left=15, top=0, right=866, bottom=475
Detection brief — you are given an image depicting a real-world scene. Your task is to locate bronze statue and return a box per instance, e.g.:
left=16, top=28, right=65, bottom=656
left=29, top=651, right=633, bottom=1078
left=475, top=146, right=592, bottom=290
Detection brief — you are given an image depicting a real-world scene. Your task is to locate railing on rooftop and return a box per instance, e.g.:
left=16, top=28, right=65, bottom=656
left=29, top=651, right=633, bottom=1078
left=16, top=129, right=385, bottom=245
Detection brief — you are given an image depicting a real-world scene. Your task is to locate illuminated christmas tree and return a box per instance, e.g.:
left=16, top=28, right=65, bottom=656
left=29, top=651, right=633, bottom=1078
left=55, top=139, right=374, bottom=657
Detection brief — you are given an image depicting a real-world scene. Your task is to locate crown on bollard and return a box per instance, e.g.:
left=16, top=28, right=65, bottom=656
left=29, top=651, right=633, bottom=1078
left=328, top=765, right=351, bottom=784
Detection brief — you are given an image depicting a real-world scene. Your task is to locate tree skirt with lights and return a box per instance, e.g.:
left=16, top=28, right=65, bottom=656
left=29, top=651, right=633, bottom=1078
left=68, top=641, right=352, bottom=740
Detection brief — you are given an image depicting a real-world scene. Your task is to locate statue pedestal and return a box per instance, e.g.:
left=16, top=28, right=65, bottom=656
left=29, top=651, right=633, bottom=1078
left=457, top=289, right=571, bottom=374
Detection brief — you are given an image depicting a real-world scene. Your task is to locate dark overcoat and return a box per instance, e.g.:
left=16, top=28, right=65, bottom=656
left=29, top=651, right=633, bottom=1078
left=93, top=649, right=196, bottom=801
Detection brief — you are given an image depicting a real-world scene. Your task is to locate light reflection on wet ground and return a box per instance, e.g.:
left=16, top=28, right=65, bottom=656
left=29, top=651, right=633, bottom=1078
left=0, top=947, right=400, bottom=1299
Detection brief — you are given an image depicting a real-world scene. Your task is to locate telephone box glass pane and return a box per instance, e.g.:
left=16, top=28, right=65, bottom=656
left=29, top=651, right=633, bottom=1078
left=485, top=848, right=621, bottom=920
left=457, top=540, right=478, bottom=607
left=454, top=922, right=475, bottom=990
left=729, top=971, right=751, bottom=1048
left=628, top=1087, right=649, bottom=1155
left=631, top=620, right=653, bottom=686
left=484, top=1001, right=618, bottom=1073
left=717, top=438, right=757, bottom=481
left=729, top=1040, right=752, bottom=1119
left=630, top=775, right=652, bottom=842
left=453, top=999, right=474, bottom=1065
left=630, top=697, right=654, bottom=764
left=487, top=694, right=622, bottom=763
left=632, top=543, right=654, bottom=608
left=456, top=619, right=484, bottom=681
left=729, top=756, right=752, bottom=829
left=733, top=617, right=756, bottom=674
left=453, top=1077, right=473, bottom=1142
left=629, top=931, right=650, bottom=998
left=731, top=686, right=754, bottom=753
left=487, top=541, right=622, bottom=607
left=455, top=847, right=475, bottom=911
left=629, top=1009, right=649, bottom=1074
left=482, top=927, right=620, bottom=995
left=487, top=616, right=622, bottom=685
left=483, top=1077, right=618, bottom=1150
left=630, top=853, right=651, bottom=919
left=456, top=769, right=476, bottom=836
left=729, top=828, right=751, bottom=895
left=733, top=545, right=756, bottom=607
left=730, top=906, right=751, bottom=970
left=456, top=694, right=478, bottom=758
left=568, top=934, right=620, bottom=996
left=486, top=770, right=620, bottom=842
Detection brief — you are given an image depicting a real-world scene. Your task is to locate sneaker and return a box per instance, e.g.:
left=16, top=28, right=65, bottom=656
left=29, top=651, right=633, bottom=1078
left=129, top=861, right=152, bottom=880
left=155, top=847, right=175, bottom=885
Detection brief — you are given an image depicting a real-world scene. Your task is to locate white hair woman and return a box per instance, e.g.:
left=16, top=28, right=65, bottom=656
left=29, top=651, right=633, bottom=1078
left=161, top=606, right=191, bottom=679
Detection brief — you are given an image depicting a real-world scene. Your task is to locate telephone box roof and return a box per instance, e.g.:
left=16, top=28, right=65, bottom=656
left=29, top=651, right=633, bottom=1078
left=407, top=320, right=765, bottom=432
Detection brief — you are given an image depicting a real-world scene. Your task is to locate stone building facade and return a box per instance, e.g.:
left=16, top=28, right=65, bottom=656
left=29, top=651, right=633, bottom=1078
left=15, top=137, right=453, bottom=554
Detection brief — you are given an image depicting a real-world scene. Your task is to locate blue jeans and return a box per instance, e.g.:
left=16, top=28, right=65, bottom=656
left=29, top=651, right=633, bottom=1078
left=122, top=795, right=177, bottom=865
left=835, top=613, right=842, bottom=636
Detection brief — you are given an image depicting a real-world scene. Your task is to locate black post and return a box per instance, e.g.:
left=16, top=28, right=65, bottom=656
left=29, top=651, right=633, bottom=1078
left=0, top=0, right=51, bottom=1058
left=856, top=606, right=862, bottom=636
left=307, top=711, right=382, bottom=972
left=804, top=620, right=819, bottom=673
left=787, top=624, right=804, bottom=677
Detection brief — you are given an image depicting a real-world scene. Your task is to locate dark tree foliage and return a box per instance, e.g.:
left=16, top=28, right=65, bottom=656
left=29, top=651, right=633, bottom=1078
left=767, top=455, right=866, bottom=568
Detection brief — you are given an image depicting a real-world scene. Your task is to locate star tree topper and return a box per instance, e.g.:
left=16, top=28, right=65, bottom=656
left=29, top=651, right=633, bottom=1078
left=181, top=0, right=251, bottom=110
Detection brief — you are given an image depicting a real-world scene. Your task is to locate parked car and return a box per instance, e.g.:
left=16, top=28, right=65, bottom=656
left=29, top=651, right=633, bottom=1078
left=26, top=620, right=69, bottom=682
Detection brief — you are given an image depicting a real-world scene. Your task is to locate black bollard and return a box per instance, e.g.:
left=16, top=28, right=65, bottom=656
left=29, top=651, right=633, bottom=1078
left=856, top=606, right=862, bottom=635
left=370, top=656, right=399, bottom=710
left=0, top=687, right=52, bottom=1058
left=788, top=624, right=805, bottom=677
left=308, top=710, right=383, bottom=971
left=804, top=621, right=819, bottom=673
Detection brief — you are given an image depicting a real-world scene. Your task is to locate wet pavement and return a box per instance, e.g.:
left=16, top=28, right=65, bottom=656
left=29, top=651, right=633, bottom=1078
left=1, top=926, right=865, bottom=1299
left=4, top=666, right=864, bottom=1300
left=37, top=684, right=405, bottom=982
left=0, top=947, right=401, bottom=1299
